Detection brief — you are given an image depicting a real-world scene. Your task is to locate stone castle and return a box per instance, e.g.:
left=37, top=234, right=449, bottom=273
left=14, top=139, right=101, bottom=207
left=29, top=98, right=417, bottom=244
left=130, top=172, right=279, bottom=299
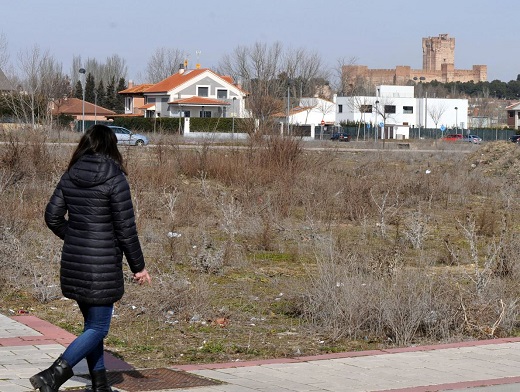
left=342, top=34, right=487, bottom=90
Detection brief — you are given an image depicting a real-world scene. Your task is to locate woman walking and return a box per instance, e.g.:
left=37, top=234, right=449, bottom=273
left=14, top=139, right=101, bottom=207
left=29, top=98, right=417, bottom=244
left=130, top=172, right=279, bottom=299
left=30, top=124, right=151, bottom=392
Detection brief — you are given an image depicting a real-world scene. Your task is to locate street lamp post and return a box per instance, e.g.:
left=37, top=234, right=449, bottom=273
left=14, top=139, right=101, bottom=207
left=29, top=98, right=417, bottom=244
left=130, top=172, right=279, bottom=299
left=455, top=107, right=459, bottom=132
left=374, top=100, right=379, bottom=142
left=286, top=80, right=291, bottom=136
left=78, top=68, right=86, bottom=133
left=232, top=97, right=236, bottom=138
left=414, top=76, right=426, bottom=139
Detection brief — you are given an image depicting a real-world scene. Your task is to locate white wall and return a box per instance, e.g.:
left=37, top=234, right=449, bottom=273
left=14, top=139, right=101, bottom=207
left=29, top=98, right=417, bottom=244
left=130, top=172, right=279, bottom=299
left=289, top=98, right=336, bottom=125
left=336, top=85, right=469, bottom=132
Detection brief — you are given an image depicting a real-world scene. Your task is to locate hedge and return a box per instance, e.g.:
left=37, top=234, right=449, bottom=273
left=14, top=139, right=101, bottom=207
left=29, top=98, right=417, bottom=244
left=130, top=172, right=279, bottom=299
left=111, top=117, right=248, bottom=134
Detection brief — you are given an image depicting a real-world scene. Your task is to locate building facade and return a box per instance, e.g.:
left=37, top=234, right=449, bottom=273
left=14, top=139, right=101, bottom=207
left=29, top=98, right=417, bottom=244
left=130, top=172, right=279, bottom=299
left=336, top=85, right=469, bottom=139
left=119, top=67, right=247, bottom=120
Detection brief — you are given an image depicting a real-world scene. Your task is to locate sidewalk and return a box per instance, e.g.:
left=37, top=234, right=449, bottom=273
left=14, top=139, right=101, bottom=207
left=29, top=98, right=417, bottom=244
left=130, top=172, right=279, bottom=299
left=2, top=311, right=520, bottom=392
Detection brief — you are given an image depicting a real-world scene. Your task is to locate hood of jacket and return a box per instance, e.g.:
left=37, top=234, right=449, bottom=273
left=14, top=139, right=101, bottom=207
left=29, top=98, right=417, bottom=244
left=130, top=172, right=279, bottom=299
left=68, top=154, right=122, bottom=188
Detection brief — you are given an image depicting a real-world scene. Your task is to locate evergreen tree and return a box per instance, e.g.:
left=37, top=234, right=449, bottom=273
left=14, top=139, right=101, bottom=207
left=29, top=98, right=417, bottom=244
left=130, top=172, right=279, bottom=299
left=95, top=80, right=105, bottom=108
left=74, top=80, right=83, bottom=99
left=85, top=73, right=95, bottom=103
left=105, top=76, right=116, bottom=111
left=115, top=77, right=127, bottom=113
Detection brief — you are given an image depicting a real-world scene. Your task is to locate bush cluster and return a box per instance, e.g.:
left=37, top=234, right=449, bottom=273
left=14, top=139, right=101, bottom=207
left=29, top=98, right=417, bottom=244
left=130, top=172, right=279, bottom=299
left=1, top=127, right=519, bottom=366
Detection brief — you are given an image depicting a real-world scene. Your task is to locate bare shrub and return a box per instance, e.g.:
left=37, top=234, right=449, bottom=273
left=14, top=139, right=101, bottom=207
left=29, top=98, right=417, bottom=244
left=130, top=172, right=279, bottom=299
left=189, top=231, right=225, bottom=274
left=122, top=272, right=212, bottom=323
left=380, top=271, right=440, bottom=346
left=459, top=279, right=520, bottom=338
left=403, top=209, right=431, bottom=250
left=6, top=135, right=520, bottom=366
left=301, top=244, right=378, bottom=341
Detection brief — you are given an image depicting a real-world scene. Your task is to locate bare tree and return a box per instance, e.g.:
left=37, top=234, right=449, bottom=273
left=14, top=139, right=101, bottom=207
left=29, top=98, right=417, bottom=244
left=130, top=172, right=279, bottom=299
left=373, top=98, right=396, bottom=125
left=469, top=90, right=494, bottom=129
left=347, top=95, right=374, bottom=140
left=332, top=56, right=358, bottom=95
left=70, top=54, right=127, bottom=89
left=427, top=100, right=448, bottom=129
left=312, top=98, right=335, bottom=122
left=283, top=47, right=328, bottom=99
left=12, top=45, right=69, bottom=127
left=218, top=42, right=328, bottom=128
left=0, top=32, right=8, bottom=69
left=146, top=47, right=187, bottom=83
left=219, top=42, right=284, bottom=124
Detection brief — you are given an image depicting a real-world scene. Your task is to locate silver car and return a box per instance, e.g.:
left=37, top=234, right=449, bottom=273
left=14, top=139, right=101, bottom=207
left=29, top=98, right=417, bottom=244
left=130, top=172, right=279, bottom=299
left=464, top=134, right=482, bottom=144
left=108, top=126, right=149, bottom=146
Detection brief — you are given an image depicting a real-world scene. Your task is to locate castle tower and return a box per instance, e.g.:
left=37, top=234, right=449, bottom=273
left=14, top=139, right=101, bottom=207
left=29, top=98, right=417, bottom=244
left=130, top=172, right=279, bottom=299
left=422, top=34, right=455, bottom=71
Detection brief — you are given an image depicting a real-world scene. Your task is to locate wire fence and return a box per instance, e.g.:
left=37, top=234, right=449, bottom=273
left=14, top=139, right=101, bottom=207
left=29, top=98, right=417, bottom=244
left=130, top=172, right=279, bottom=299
left=320, top=126, right=516, bottom=142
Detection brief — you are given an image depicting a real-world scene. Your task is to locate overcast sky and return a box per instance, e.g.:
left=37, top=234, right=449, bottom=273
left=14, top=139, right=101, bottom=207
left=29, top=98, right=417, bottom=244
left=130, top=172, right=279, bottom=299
left=2, top=0, right=517, bottom=83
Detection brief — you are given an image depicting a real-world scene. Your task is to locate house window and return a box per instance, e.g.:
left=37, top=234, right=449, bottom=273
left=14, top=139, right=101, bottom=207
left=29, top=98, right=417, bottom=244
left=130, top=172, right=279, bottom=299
left=508, top=111, right=514, bottom=118
left=198, top=86, right=209, bottom=97
left=217, top=89, right=227, bottom=99
left=403, top=106, right=413, bottom=114
left=338, top=104, right=343, bottom=113
left=360, top=105, right=372, bottom=113
left=200, top=110, right=211, bottom=118
left=384, top=105, right=396, bottom=114
left=146, top=97, right=156, bottom=104
left=184, top=111, right=191, bottom=118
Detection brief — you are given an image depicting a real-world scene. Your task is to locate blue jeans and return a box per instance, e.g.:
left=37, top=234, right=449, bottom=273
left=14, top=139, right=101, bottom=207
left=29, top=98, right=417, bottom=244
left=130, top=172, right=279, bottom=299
left=61, top=303, right=113, bottom=372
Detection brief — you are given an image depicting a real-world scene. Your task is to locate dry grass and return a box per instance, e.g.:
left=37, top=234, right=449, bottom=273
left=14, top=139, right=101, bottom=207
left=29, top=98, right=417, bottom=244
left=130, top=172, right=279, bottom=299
left=1, top=126, right=520, bottom=368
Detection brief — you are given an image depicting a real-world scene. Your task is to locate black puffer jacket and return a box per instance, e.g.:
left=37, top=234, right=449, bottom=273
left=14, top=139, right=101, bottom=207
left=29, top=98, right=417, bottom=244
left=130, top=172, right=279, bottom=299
left=45, top=153, right=145, bottom=305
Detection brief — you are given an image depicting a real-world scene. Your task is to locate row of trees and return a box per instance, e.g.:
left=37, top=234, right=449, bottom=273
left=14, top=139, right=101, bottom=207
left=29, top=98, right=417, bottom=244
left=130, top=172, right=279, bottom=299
left=72, top=72, right=126, bottom=113
left=217, top=42, right=329, bottom=123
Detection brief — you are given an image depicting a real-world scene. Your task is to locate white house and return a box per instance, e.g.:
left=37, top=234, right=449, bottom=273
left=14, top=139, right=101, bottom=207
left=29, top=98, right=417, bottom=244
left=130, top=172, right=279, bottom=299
left=286, top=97, right=336, bottom=126
left=336, top=85, right=469, bottom=139
left=271, top=97, right=336, bottom=139
left=120, top=66, right=247, bottom=120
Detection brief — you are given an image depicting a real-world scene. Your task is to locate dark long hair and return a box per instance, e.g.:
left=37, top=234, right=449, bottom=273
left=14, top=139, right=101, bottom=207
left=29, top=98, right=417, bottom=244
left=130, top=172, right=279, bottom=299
left=68, top=125, right=126, bottom=174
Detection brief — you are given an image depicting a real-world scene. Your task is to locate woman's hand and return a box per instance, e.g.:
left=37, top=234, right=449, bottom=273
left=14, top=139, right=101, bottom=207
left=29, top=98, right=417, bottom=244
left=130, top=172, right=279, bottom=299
left=133, top=268, right=152, bottom=285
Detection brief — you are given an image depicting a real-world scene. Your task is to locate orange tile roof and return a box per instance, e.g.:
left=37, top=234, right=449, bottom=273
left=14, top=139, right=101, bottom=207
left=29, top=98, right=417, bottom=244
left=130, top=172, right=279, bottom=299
left=144, top=68, right=245, bottom=94
left=108, top=113, right=143, bottom=118
left=221, top=75, right=233, bottom=84
left=168, top=96, right=230, bottom=106
left=144, top=69, right=208, bottom=93
left=138, top=103, right=156, bottom=109
left=119, top=84, right=154, bottom=94
left=51, top=98, right=116, bottom=116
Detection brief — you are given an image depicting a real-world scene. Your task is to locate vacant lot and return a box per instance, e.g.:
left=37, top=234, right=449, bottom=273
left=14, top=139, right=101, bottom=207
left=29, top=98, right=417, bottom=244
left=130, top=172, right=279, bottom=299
left=1, top=128, right=519, bottom=369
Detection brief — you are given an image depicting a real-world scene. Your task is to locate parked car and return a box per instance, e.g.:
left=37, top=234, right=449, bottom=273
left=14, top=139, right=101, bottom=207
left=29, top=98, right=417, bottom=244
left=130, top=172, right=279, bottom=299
left=442, top=134, right=464, bottom=142
left=331, top=132, right=351, bottom=142
left=108, top=126, right=149, bottom=146
left=509, top=134, right=520, bottom=143
left=463, top=135, right=482, bottom=144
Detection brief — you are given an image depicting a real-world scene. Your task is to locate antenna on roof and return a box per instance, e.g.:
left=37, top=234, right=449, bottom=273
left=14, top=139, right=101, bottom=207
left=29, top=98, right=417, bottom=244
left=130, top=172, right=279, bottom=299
left=195, top=50, right=201, bottom=69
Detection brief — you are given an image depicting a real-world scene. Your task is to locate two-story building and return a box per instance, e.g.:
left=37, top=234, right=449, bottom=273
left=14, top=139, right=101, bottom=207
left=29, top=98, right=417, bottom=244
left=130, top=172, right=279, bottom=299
left=336, top=85, right=469, bottom=139
left=119, top=66, right=247, bottom=120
